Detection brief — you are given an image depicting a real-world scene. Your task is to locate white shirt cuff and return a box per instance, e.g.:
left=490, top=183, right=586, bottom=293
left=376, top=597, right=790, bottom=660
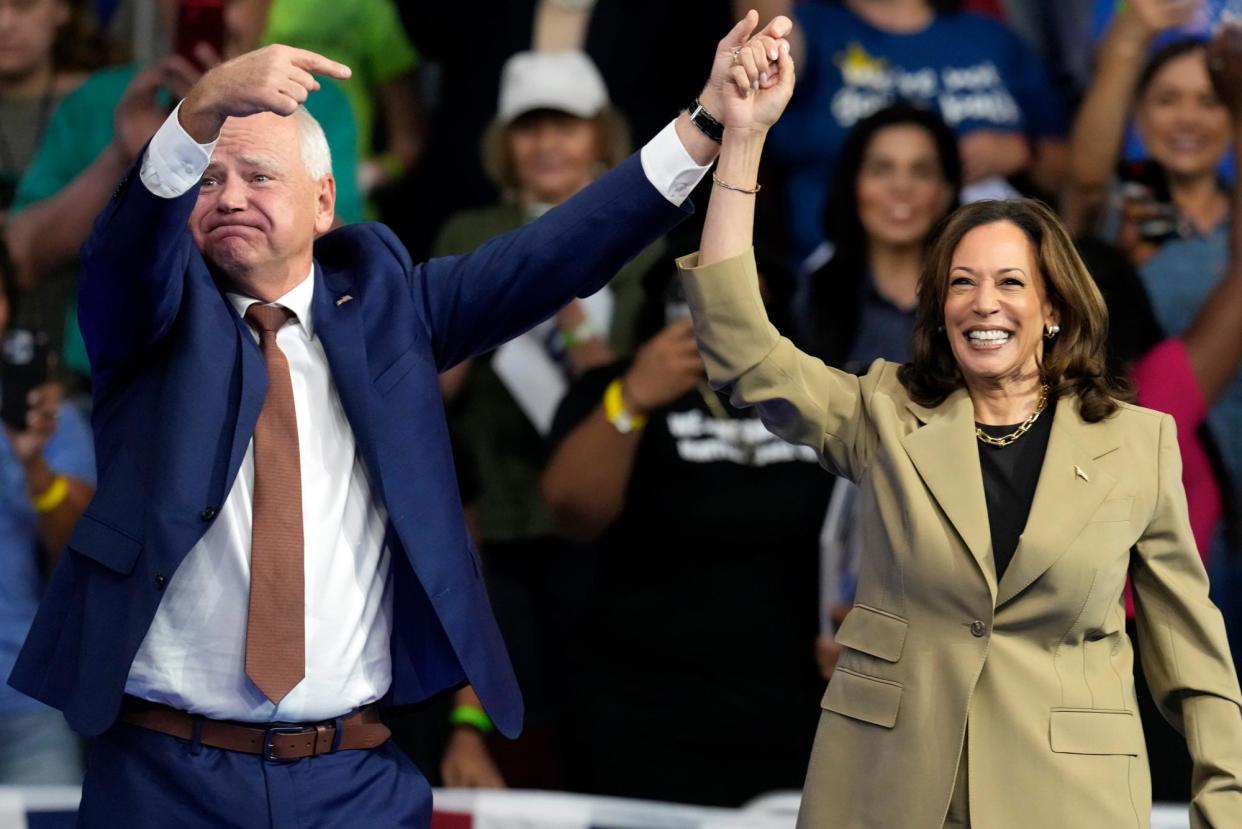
left=139, top=100, right=217, bottom=199
left=640, top=120, right=712, bottom=207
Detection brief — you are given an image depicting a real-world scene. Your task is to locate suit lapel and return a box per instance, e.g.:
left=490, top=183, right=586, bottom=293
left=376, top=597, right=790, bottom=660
left=312, top=263, right=383, bottom=497
left=902, top=388, right=998, bottom=601
left=995, top=399, right=1120, bottom=607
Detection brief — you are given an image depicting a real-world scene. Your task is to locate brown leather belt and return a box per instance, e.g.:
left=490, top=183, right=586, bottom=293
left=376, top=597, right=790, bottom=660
left=120, top=696, right=391, bottom=761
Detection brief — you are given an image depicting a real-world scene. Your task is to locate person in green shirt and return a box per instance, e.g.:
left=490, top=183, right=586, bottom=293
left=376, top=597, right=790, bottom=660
left=4, top=2, right=361, bottom=381
left=261, top=0, right=421, bottom=200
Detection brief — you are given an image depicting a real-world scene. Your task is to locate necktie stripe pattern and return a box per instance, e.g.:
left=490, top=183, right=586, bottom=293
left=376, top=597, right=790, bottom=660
left=243, top=303, right=305, bottom=704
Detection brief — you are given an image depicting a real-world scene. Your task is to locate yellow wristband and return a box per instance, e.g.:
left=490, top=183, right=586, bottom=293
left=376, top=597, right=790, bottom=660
left=604, top=378, right=647, bottom=433
left=33, top=475, right=69, bottom=514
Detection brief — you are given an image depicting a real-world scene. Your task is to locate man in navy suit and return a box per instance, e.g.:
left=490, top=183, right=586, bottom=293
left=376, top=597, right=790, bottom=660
left=8, top=13, right=792, bottom=828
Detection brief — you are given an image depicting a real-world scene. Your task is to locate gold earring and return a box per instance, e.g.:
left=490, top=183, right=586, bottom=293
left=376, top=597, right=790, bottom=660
left=1045, top=324, right=1060, bottom=339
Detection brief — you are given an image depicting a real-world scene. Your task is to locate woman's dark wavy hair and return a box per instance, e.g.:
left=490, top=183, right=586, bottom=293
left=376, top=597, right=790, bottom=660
left=897, top=199, right=1133, bottom=422
left=1136, top=36, right=1209, bottom=98
left=806, top=103, right=960, bottom=365
left=822, top=103, right=962, bottom=266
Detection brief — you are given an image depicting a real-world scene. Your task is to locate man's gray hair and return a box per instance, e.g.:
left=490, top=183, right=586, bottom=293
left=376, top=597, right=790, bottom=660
left=292, top=106, right=333, bottom=180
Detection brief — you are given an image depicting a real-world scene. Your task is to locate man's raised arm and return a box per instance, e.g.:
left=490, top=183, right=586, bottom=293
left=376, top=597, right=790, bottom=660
left=412, top=12, right=793, bottom=371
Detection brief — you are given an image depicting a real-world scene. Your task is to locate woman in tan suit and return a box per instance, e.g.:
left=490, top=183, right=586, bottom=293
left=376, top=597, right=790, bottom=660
left=669, top=18, right=1242, bottom=829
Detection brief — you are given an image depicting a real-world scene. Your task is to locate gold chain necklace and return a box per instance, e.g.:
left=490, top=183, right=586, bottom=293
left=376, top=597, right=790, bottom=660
left=975, top=385, right=1050, bottom=447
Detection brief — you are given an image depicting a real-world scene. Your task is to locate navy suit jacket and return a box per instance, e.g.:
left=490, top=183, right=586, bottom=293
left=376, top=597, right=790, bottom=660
left=9, top=151, right=688, bottom=738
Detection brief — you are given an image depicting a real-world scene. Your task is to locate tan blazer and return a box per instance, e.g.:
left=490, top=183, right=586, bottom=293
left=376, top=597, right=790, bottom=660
left=678, top=250, right=1242, bottom=829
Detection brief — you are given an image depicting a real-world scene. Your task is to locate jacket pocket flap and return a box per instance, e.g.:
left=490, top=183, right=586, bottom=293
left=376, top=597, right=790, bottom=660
left=834, top=604, right=909, bottom=663
left=1049, top=708, right=1140, bottom=755
left=68, top=513, right=142, bottom=575
left=822, top=667, right=903, bottom=728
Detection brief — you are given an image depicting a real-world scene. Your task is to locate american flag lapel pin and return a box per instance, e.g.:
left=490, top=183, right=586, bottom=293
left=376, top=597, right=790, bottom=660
left=1074, top=465, right=1089, bottom=482
left=336, top=294, right=354, bottom=306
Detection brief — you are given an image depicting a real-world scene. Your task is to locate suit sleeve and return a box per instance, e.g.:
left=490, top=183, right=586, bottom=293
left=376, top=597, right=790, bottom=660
left=1132, top=414, right=1242, bottom=828
left=676, top=247, right=879, bottom=482
left=78, top=151, right=197, bottom=377
left=403, top=153, right=689, bottom=371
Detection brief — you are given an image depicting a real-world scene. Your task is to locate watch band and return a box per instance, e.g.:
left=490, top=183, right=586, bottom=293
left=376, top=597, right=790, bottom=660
left=686, top=97, right=724, bottom=144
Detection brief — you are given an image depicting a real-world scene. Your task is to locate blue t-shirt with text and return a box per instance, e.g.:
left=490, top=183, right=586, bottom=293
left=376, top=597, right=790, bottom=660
left=770, top=4, right=1069, bottom=264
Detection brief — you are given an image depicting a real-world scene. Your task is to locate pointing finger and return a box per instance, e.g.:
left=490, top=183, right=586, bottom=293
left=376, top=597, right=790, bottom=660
left=289, top=47, right=352, bottom=80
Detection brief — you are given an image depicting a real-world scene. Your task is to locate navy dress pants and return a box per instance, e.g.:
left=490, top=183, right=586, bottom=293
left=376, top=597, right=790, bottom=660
left=77, top=722, right=432, bottom=828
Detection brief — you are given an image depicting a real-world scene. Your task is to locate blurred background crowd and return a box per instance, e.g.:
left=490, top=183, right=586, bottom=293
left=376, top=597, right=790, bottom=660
left=3, top=0, right=1242, bottom=808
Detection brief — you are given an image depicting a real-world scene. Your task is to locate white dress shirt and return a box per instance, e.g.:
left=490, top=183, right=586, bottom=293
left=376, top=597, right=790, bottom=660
left=126, top=270, right=394, bottom=722
left=125, top=102, right=712, bottom=723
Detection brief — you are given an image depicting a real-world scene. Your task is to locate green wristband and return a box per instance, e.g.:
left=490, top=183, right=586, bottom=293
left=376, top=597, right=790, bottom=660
left=558, top=319, right=598, bottom=349
left=449, top=704, right=494, bottom=735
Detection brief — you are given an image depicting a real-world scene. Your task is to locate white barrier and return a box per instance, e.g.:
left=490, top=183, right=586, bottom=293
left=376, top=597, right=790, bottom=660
left=0, top=785, right=1194, bottom=828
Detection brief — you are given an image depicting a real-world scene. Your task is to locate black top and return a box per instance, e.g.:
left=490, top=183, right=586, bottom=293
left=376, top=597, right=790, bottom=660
left=976, top=398, right=1056, bottom=580
left=547, top=362, right=831, bottom=801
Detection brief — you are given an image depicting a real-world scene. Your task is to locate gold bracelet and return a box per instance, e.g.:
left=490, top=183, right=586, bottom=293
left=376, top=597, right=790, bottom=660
left=33, top=475, right=69, bottom=514
left=711, top=171, right=760, bottom=195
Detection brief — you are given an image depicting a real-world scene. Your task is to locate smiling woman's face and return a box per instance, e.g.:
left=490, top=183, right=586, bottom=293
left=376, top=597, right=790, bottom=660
left=1135, top=50, right=1231, bottom=181
left=943, top=220, right=1057, bottom=391
left=856, top=124, right=953, bottom=249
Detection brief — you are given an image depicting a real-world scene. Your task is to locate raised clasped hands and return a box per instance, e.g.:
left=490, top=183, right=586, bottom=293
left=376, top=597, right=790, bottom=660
left=702, top=10, right=796, bottom=135
left=179, top=45, right=352, bottom=143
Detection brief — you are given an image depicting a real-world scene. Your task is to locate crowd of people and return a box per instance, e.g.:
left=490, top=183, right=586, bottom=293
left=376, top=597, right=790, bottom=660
left=2, top=0, right=1242, bottom=815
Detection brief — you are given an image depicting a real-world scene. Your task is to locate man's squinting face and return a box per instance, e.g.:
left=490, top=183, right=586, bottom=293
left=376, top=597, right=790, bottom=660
left=190, top=112, right=334, bottom=280
left=943, top=221, right=1057, bottom=389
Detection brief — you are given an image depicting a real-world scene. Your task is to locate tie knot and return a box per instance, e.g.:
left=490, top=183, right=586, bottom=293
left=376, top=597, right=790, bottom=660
left=246, top=303, right=295, bottom=335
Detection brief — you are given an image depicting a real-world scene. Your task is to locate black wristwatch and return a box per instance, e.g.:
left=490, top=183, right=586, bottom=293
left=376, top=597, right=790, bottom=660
left=686, top=97, right=724, bottom=144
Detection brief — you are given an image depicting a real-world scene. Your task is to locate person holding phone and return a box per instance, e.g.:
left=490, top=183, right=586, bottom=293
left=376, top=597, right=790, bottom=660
left=0, top=264, right=95, bottom=783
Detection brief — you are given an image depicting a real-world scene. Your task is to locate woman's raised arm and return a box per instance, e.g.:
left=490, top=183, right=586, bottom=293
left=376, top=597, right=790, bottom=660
left=679, top=28, right=881, bottom=482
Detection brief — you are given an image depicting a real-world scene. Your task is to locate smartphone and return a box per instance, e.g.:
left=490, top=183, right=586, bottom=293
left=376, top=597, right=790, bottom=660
left=175, top=0, right=226, bottom=71
left=1, top=329, right=49, bottom=432
left=1116, top=159, right=1181, bottom=244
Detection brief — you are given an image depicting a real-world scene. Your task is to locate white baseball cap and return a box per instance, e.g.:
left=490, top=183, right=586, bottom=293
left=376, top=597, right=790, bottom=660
left=497, top=50, right=610, bottom=123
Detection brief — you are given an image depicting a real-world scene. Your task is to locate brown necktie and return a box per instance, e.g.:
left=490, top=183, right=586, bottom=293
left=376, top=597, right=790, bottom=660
left=243, top=303, right=305, bottom=704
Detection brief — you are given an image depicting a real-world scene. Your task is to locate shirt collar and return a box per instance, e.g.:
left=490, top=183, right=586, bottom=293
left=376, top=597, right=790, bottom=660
left=226, top=263, right=316, bottom=338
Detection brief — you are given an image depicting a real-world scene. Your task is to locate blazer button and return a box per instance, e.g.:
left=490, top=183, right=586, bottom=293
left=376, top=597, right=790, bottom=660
left=200, top=507, right=217, bottom=521
left=970, top=620, right=987, bottom=638
left=154, top=573, right=167, bottom=591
